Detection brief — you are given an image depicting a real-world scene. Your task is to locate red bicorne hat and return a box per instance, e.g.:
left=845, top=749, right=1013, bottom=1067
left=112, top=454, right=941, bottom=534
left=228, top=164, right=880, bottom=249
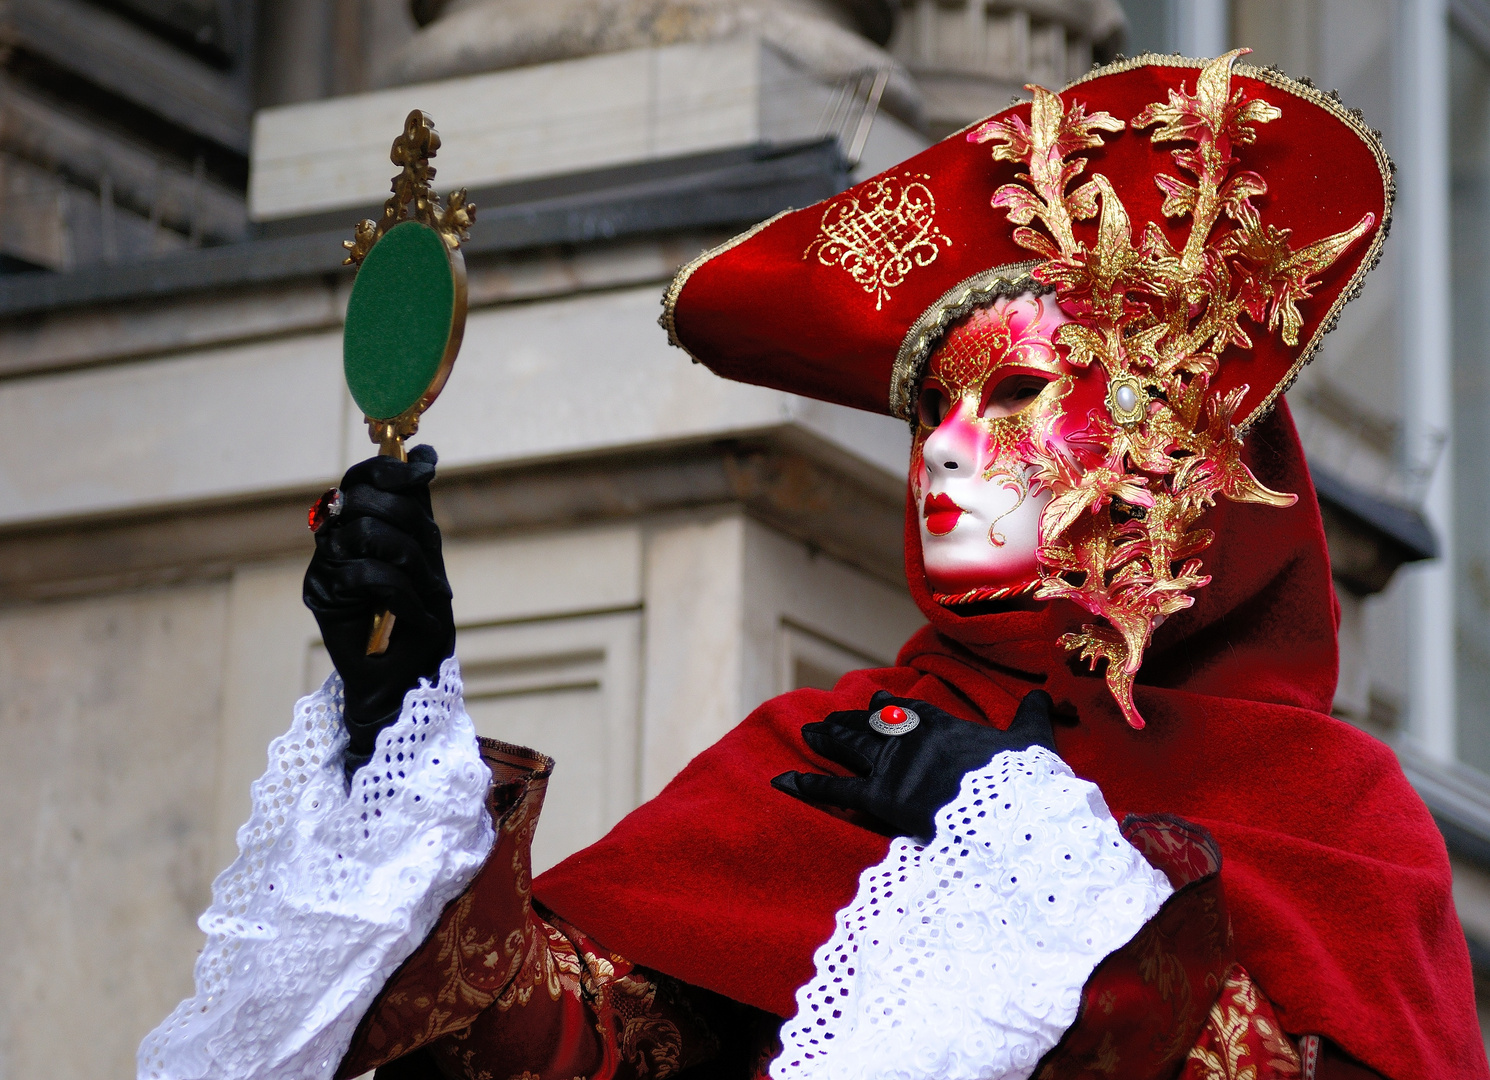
left=661, top=51, right=1392, bottom=728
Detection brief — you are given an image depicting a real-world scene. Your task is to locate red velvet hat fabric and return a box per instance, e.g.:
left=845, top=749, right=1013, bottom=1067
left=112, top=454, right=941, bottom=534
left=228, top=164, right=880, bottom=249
left=663, top=54, right=1390, bottom=429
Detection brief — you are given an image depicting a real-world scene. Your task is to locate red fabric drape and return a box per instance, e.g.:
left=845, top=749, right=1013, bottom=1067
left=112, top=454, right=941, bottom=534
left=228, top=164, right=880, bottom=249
left=536, top=403, right=1486, bottom=1080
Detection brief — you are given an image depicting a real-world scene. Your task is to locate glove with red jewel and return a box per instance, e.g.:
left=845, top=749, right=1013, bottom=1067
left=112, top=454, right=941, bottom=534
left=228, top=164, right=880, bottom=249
left=772, top=688, right=1058, bottom=843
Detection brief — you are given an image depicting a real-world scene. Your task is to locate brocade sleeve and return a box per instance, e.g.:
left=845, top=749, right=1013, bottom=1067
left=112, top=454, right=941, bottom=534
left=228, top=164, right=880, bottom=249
left=1177, top=967, right=1386, bottom=1080
left=336, top=740, right=776, bottom=1080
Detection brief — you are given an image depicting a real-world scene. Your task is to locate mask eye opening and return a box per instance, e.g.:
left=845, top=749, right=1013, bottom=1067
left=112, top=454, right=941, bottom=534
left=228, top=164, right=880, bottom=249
left=917, top=382, right=951, bottom=428
left=982, top=373, right=1053, bottom=420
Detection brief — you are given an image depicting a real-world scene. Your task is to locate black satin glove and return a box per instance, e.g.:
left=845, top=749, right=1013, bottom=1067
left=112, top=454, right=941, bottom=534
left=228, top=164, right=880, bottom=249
left=303, top=444, right=456, bottom=778
left=772, top=689, right=1058, bottom=843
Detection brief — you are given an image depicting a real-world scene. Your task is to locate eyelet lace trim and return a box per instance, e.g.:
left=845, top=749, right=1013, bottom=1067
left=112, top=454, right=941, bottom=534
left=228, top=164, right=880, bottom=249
left=771, top=745, right=1174, bottom=1080
left=137, top=658, right=493, bottom=1080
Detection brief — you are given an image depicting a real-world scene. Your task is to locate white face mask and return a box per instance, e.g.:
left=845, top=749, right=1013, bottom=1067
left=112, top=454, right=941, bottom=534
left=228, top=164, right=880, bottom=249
left=912, top=292, right=1072, bottom=603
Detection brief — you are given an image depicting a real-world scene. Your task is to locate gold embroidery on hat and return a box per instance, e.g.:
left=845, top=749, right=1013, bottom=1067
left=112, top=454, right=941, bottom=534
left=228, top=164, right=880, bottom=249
left=972, top=50, right=1384, bottom=729
left=805, top=173, right=953, bottom=310
left=1062, top=52, right=1396, bottom=431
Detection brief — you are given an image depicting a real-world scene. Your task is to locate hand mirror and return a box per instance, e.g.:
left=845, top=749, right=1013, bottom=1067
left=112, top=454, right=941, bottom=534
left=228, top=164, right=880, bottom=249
left=342, top=109, right=475, bottom=652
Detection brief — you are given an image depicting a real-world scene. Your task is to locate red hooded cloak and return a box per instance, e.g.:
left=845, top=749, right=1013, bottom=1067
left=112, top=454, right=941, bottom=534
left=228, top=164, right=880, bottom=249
left=536, top=403, right=1487, bottom=1080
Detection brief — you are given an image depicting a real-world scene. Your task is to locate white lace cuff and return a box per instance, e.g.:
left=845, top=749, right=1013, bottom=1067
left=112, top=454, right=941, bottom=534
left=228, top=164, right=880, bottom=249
left=138, top=657, right=495, bottom=1080
left=773, top=745, right=1175, bottom=1080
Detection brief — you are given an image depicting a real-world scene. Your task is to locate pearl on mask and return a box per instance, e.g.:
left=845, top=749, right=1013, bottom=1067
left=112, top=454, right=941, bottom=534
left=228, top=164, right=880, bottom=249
left=1107, top=375, right=1146, bottom=425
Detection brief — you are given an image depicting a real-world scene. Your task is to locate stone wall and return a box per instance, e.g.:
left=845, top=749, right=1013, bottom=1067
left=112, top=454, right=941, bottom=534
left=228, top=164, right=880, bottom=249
left=0, top=583, right=230, bottom=1080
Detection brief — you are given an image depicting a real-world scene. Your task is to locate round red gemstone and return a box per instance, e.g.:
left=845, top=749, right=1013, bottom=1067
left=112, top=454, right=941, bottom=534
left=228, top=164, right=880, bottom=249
left=879, top=705, right=908, bottom=725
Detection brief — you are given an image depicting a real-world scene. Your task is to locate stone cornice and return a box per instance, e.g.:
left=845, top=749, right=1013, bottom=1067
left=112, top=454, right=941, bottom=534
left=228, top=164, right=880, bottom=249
left=0, top=427, right=908, bottom=607
left=0, top=139, right=846, bottom=323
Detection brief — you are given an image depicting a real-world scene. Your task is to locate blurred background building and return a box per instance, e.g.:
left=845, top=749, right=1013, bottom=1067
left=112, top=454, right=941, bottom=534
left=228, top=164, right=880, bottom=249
left=0, top=0, right=1485, bottom=1076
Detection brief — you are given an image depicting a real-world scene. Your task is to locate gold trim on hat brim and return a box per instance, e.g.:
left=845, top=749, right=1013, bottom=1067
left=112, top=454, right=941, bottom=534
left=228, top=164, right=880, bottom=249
left=658, top=209, right=794, bottom=363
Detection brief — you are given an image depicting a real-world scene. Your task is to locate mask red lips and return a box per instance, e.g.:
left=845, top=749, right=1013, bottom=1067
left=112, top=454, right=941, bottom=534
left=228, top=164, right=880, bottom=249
left=923, top=492, right=964, bottom=536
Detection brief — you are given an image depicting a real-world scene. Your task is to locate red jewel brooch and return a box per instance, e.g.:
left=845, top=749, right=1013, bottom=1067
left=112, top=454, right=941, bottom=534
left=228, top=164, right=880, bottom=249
left=869, top=705, right=920, bottom=736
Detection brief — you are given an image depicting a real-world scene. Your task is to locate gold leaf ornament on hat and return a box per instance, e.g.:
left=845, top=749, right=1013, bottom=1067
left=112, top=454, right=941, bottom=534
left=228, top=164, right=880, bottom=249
left=973, top=51, right=1376, bottom=728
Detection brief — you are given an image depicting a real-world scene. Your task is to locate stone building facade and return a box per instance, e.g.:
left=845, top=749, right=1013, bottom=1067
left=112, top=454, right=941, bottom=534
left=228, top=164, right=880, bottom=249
left=0, top=2, right=1487, bottom=1077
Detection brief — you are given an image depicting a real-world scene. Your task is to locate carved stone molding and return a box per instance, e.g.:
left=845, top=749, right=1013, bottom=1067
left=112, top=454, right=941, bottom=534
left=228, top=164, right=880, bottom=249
left=0, top=428, right=907, bottom=607
left=381, top=0, right=923, bottom=126
left=887, top=0, right=1125, bottom=135
left=415, top=0, right=896, bottom=40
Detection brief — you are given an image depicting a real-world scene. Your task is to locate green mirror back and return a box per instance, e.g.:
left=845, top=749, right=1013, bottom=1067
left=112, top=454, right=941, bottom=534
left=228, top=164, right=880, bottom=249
left=343, top=220, right=458, bottom=422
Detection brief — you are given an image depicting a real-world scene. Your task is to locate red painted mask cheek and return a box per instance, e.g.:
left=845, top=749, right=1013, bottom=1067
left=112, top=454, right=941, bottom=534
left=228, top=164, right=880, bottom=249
left=917, top=401, right=1052, bottom=597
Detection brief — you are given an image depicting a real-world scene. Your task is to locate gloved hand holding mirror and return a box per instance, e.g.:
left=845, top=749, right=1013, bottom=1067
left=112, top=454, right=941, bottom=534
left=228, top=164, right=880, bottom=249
left=302, top=109, right=474, bottom=777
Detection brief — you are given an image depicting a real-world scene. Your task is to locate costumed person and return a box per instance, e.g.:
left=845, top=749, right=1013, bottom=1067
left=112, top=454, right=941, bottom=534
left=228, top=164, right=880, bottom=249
left=139, top=52, right=1489, bottom=1080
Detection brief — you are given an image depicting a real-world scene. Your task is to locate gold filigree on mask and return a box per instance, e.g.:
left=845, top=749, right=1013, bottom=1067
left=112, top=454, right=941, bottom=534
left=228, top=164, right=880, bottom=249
left=914, top=344, right=1070, bottom=498
left=972, top=50, right=1383, bottom=728
left=983, top=469, right=1031, bottom=547
left=916, top=297, right=1071, bottom=451
left=805, top=172, right=953, bottom=310
left=931, top=295, right=1066, bottom=394
left=892, top=264, right=1048, bottom=421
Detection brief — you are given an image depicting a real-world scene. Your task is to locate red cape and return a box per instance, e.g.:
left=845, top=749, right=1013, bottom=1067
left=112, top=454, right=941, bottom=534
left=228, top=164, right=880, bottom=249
left=536, top=404, right=1486, bottom=1080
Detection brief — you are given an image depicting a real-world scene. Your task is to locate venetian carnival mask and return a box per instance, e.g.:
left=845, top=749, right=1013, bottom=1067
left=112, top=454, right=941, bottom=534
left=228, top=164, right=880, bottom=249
left=663, top=51, right=1392, bottom=729
left=913, top=292, right=1078, bottom=602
